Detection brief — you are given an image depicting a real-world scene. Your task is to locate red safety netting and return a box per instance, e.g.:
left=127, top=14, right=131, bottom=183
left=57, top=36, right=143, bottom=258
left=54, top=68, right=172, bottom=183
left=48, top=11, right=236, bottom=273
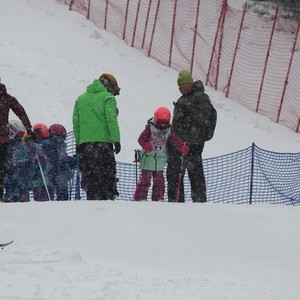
left=56, top=0, right=300, bottom=133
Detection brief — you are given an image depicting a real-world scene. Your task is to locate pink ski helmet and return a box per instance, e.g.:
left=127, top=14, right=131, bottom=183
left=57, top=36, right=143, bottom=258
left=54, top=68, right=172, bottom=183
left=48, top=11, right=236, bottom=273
left=154, top=106, right=171, bottom=127
left=33, top=123, right=49, bottom=138
left=49, top=124, right=67, bottom=136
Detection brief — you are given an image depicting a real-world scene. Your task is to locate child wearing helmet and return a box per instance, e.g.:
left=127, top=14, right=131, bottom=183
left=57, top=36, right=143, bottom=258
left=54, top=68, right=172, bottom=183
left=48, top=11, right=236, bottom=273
left=48, top=124, right=74, bottom=200
left=4, top=121, right=45, bottom=202
left=3, top=120, right=28, bottom=202
left=10, top=132, right=34, bottom=202
left=133, top=107, right=189, bottom=201
left=31, top=123, right=53, bottom=201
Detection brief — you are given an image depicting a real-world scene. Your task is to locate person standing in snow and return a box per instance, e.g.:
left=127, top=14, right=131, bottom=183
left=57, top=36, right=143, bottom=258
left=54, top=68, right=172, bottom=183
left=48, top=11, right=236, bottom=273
left=4, top=120, right=27, bottom=202
left=31, top=123, right=53, bottom=201
left=48, top=123, right=75, bottom=200
left=0, top=83, right=32, bottom=202
left=72, top=73, right=121, bottom=200
left=133, top=107, right=189, bottom=201
left=166, top=71, right=214, bottom=203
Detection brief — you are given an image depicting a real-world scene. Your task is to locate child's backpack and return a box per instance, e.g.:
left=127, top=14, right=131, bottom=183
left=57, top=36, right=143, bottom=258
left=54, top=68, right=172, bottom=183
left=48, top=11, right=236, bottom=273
left=204, top=105, right=217, bottom=141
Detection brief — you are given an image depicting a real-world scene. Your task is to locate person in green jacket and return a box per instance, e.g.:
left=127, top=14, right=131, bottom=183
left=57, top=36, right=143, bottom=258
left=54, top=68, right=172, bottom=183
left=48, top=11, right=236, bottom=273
left=72, top=73, right=121, bottom=200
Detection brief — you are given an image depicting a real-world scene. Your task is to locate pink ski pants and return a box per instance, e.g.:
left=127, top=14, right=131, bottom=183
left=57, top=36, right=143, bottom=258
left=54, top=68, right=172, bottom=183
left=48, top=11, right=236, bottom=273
left=134, top=170, right=165, bottom=201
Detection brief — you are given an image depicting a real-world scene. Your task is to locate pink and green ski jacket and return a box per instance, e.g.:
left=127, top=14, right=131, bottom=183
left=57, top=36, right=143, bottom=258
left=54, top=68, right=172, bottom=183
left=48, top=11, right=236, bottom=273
left=138, top=118, right=186, bottom=171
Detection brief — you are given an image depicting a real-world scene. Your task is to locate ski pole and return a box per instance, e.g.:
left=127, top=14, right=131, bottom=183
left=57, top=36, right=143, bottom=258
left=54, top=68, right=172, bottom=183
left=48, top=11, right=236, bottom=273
left=176, top=154, right=185, bottom=203
left=34, top=145, right=51, bottom=201
left=133, top=149, right=141, bottom=185
left=133, top=149, right=141, bottom=201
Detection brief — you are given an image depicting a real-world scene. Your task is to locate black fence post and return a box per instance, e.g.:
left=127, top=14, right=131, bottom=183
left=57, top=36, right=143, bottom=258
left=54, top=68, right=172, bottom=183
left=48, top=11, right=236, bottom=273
left=249, top=143, right=255, bottom=204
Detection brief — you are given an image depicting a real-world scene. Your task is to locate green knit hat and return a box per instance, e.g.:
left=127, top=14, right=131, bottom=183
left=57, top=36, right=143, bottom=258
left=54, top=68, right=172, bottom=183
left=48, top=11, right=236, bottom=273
left=177, top=71, right=193, bottom=85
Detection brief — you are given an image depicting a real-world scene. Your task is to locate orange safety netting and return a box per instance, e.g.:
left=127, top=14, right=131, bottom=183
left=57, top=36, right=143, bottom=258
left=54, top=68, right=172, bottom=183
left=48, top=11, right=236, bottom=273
left=57, top=0, right=300, bottom=133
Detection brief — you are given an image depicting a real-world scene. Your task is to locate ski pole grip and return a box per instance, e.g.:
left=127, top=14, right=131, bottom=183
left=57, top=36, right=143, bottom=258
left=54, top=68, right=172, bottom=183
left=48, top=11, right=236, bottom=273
left=134, top=149, right=140, bottom=162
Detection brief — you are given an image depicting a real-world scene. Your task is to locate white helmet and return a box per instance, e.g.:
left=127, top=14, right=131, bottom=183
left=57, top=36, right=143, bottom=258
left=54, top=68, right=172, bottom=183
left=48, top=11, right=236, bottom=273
left=8, top=120, right=26, bottom=140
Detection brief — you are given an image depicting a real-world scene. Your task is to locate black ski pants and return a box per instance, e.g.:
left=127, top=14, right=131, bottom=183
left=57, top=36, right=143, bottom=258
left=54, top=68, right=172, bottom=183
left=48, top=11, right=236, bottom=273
left=0, top=143, right=8, bottom=200
left=79, top=142, right=117, bottom=200
left=167, top=144, right=207, bottom=203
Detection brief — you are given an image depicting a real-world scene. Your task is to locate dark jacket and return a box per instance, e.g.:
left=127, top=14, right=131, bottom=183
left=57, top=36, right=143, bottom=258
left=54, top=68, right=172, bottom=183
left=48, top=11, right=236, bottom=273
left=0, top=83, right=32, bottom=143
left=171, top=80, right=213, bottom=147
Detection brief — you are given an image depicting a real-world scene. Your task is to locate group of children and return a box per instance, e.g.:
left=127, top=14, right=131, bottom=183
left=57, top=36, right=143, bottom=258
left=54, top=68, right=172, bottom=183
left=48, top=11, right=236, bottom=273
left=3, top=121, right=76, bottom=202
left=3, top=106, right=186, bottom=202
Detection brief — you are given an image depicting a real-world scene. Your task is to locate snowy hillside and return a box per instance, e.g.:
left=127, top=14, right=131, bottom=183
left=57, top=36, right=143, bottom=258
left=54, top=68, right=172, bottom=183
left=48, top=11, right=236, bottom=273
left=0, top=1, right=300, bottom=299
left=1, top=0, right=300, bottom=163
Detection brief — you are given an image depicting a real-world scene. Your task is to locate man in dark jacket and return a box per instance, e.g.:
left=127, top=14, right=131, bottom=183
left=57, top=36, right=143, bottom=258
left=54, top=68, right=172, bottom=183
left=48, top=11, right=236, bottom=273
left=166, top=71, right=213, bottom=203
left=0, top=83, right=32, bottom=201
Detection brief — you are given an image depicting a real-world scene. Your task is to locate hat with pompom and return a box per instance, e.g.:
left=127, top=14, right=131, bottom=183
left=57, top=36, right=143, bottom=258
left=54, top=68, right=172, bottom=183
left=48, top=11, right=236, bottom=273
left=177, top=71, right=193, bottom=86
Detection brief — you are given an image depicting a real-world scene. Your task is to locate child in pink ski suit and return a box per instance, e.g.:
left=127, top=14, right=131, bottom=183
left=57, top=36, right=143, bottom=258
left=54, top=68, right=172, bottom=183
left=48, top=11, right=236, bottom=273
left=133, top=107, right=189, bottom=201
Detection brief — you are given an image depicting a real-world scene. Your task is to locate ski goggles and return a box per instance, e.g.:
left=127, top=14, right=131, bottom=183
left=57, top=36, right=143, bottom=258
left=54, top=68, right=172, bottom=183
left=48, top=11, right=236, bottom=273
left=157, top=120, right=169, bottom=126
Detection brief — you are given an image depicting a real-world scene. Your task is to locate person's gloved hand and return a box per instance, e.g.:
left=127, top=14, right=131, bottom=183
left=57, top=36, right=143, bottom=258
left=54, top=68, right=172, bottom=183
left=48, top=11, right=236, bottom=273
left=144, top=143, right=152, bottom=153
left=179, top=142, right=189, bottom=155
left=22, top=127, right=33, bottom=141
left=114, top=142, right=121, bottom=154
left=26, top=128, right=33, bottom=137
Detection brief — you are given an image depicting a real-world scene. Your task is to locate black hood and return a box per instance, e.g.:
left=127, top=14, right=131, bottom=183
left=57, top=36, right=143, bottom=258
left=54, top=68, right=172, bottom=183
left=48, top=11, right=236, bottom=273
left=192, top=80, right=205, bottom=93
left=147, top=117, right=154, bottom=125
left=0, top=83, right=7, bottom=95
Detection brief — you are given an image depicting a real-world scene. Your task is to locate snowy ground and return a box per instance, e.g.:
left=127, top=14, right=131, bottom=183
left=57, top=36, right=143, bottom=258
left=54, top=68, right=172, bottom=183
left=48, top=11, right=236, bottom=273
left=1, top=201, right=300, bottom=300
left=0, top=1, right=300, bottom=299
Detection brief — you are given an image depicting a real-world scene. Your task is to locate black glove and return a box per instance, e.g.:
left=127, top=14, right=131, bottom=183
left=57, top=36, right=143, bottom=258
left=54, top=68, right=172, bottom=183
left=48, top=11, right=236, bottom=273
left=26, top=128, right=33, bottom=137
left=114, top=142, right=121, bottom=154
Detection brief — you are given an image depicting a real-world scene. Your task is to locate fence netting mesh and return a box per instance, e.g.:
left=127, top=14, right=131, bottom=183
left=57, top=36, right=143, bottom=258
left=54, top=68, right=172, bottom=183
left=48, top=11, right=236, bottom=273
left=65, top=132, right=300, bottom=205
left=56, top=0, right=300, bottom=133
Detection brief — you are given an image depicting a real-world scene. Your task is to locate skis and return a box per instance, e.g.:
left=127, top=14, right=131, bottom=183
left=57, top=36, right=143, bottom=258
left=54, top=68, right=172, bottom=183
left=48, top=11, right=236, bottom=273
left=0, top=241, right=13, bottom=249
